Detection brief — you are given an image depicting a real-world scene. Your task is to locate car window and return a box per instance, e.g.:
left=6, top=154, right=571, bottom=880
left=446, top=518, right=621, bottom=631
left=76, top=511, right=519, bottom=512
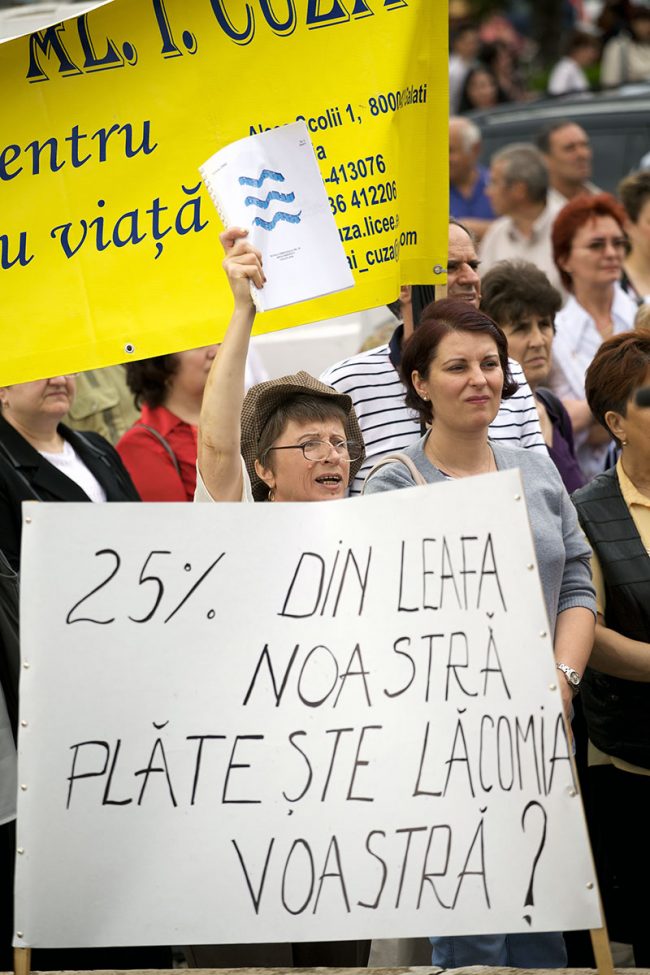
left=475, top=95, right=650, bottom=194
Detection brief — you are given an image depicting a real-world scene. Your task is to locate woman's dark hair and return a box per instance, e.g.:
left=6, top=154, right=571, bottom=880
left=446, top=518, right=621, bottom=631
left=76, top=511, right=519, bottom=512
left=480, top=260, right=562, bottom=327
left=457, top=65, right=506, bottom=114
left=478, top=39, right=513, bottom=73
left=450, top=21, right=479, bottom=49
left=126, top=355, right=179, bottom=409
left=559, top=29, right=600, bottom=59
left=585, top=328, right=650, bottom=444
left=400, top=297, right=518, bottom=425
left=552, top=192, right=627, bottom=291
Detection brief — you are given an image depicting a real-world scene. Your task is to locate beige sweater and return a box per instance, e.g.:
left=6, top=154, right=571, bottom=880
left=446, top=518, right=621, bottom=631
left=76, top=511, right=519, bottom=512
left=601, top=33, right=650, bottom=87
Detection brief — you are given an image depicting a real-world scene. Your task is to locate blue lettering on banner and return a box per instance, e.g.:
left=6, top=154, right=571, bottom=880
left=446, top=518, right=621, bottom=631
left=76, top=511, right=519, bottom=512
left=23, top=0, right=409, bottom=81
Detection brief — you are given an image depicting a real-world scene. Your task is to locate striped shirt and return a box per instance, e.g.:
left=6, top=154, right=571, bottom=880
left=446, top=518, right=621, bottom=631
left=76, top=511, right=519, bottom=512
left=320, top=325, right=546, bottom=494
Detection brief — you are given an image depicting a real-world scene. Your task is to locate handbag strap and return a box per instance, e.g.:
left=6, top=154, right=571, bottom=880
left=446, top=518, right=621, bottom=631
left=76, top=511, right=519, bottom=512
left=136, top=423, right=182, bottom=477
left=362, top=452, right=427, bottom=493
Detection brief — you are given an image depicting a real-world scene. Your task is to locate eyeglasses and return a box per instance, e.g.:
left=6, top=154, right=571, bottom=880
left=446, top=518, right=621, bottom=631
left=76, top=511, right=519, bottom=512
left=578, top=237, right=628, bottom=253
left=266, top=439, right=363, bottom=462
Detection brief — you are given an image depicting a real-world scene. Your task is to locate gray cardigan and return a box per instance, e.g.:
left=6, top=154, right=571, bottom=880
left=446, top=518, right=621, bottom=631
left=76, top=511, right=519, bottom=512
left=364, top=436, right=596, bottom=635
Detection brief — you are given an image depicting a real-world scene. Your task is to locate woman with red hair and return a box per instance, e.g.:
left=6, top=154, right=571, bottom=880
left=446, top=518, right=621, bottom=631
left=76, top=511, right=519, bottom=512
left=550, top=193, right=637, bottom=478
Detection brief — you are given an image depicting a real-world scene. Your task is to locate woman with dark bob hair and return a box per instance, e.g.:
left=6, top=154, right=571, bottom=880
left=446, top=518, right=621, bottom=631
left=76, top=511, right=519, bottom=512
left=480, top=259, right=584, bottom=493
left=117, top=343, right=218, bottom=500
left=549, top=193, right=637, bottom=478
left=364, top=298, right=596, bottom=968
left=571, top=329, right=650, bottom=964
left=457, top=64, right=505, bottom=114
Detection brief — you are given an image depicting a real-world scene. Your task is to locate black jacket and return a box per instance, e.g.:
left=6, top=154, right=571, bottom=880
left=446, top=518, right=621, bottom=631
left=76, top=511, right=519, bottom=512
left=572, top=467, right=650, bottom=768
left=0, top=548, right=19, bottom=741
left=0, top=414, right=140, bottom=571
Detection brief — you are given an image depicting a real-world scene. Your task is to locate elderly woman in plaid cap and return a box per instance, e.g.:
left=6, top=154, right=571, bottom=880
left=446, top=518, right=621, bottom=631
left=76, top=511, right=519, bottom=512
left=195, top=227, right=364, bottom=506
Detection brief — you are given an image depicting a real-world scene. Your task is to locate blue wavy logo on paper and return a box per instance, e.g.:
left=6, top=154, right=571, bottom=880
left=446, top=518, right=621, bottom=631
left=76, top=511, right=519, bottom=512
left=251, top=211, right=303, bottom=231
left=238, top=169, right=301, bottom=231
left=238, top=169, right=284, bottom=188
left=243, top=190, right=296, bottom=209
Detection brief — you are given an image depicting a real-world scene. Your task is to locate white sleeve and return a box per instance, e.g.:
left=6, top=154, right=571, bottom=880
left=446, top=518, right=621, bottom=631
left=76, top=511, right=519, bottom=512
left=547, top=61, right=568, bottom=95
left=194, top=456, right=254, bottom=503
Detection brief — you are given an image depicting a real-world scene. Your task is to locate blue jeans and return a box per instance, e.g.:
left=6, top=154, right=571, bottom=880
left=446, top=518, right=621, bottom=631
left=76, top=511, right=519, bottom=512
left=429, top=932, right=567, bottom=968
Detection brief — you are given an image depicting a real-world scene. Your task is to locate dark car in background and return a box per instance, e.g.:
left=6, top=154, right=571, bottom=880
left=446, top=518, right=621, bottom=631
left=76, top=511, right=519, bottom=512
left=470, top=84, right=650, bottom=192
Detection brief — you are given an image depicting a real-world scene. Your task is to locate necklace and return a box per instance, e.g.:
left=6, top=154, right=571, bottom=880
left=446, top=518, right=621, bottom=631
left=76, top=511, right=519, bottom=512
left=426, top=440, right=496, bottom=479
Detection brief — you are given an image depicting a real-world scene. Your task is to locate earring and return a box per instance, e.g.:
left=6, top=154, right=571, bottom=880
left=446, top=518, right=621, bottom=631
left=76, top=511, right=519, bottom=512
left=268, top=487, right=276, bottom=502
left=622, top=440, right=628, bottom=447
left=420, top=393, right=429, bottom=401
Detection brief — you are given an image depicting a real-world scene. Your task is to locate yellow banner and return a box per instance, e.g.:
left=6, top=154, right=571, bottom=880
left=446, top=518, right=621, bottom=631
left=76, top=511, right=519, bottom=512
left=1, top=0, right=448, bottom=384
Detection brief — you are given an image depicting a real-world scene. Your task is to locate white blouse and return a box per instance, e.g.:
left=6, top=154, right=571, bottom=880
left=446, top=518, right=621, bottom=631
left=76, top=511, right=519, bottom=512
left=549, top=284, right=637, bottom=478
left=39, top=440, right=107, bottom=502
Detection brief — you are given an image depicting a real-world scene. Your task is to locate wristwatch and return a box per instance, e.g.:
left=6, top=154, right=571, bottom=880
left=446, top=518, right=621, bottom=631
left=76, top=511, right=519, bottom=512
left=556, top=663, right=581, bottom=694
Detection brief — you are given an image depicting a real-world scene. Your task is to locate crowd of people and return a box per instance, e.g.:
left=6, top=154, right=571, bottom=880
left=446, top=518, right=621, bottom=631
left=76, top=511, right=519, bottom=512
left=427, top=41, right=650, bottom=961
left=449, top=0, right=650, bottom=111
left=1, top=4, right=650, bottom=971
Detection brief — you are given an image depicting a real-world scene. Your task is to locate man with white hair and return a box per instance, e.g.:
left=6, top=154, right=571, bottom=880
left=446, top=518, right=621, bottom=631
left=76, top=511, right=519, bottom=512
left=449, top=116, right=495, bottom=242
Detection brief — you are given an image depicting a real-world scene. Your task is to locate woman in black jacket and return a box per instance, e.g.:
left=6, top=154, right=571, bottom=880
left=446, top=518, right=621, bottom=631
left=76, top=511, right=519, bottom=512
left=0, top=373, right=140, bottom=571
left=0, top=378, right=173, bottom=970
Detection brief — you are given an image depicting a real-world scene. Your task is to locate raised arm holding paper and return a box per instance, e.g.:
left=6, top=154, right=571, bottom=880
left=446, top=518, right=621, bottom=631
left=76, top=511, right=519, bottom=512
left=196, top=227, right=364, bottom=506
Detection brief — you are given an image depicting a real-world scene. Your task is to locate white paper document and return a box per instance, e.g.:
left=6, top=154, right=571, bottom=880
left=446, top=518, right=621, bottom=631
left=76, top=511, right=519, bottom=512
left=200, top=121, right=354, bottom=311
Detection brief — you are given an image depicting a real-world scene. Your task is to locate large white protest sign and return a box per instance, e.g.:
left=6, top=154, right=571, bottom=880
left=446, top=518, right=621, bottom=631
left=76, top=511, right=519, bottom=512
left=15, top=471, right=601, bottom=948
